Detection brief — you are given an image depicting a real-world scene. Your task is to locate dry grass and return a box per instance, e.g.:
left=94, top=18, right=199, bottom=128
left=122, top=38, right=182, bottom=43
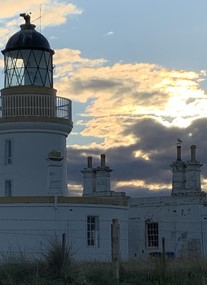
left=0, top=254, right=206, bottom=284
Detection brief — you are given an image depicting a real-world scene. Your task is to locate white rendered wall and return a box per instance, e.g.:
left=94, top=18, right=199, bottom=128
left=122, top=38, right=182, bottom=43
left=0, top=122, right=69, bottom=196
left=0, top=198, right=128, bottom=262
left=129, top=195, right=205, bottom=258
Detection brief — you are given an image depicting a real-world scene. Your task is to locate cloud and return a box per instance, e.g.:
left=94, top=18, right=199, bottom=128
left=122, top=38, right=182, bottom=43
left=0, top=1, right=83, bottom=48
left=0, top=0, right=46, bottom=18
left=0, top=1, right=82, bottom=23
left=52, top=49, right=207, bottom=151
left=67, top=117, right=207, bottom=197
left=0, top=6, right=206, bottom=198
left=38, top=2, right=83, bottom=27
left=54, top=49, right=107, bottom=80
left=49, top=35, right=57, bottom=40
left=0, top=36, right=205, bottom=198
left=104, top=31, right=114, bottom=37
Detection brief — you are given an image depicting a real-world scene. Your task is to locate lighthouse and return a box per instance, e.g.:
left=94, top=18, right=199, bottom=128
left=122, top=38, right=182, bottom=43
left=0, top=14, right=73, bottom=197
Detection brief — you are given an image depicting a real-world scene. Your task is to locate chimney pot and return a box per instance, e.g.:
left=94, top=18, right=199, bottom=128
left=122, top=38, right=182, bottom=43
left=177, top=145, right=181, bottom=161
left=191, top=145, right=196, bottom=161
left=101, top=154, right=106, bottom=167
left=87, top=156, right=92, bottom=168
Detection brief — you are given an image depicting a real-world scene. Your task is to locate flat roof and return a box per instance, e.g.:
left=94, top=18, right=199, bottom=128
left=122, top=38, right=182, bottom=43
left=0, top=196, right=129, bottom=206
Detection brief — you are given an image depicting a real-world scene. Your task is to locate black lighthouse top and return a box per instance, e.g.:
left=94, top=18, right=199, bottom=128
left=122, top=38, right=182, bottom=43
left=3, top=13, right=53, bottom=53
left=2, top=14, right=54, bottom=88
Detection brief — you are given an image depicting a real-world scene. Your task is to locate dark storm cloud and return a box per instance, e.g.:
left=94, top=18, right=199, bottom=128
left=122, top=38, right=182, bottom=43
left=67, top=147, right=102, bottom=187
left=67, top=117, right=207, bottom=197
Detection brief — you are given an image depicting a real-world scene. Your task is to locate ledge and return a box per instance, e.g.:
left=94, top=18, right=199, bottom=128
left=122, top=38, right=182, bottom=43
left=0, top=196, right=129, bottom=206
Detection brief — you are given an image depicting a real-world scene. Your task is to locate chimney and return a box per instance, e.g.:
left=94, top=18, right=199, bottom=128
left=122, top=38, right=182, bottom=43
left=185, top=145, right=202, bottom=194
left=170, top=143, right=186, bottom=196
left=190, top=145, right=196, bottom=161
left=82, top=156, right=96, bottom=196
left=177, top=145, right=181, bottom=161
left=87, top=156, right=93, bottom=168
left=101, top=154, right=106, bottom=167
left=95, top=154, right=112, bottom=193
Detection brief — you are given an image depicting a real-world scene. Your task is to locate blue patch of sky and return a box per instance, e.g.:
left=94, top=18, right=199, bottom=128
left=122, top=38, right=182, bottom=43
left=45, top=0, right=207, bottom=72
left=68, top=99, right=103, bottom=146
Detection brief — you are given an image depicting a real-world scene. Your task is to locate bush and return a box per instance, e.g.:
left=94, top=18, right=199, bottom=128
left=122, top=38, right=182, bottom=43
left=40, top=237, right=76, bottom=284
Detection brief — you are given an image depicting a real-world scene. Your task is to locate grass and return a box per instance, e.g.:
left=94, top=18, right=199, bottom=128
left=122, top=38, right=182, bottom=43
left=67, top=257, right=207, bottom=285
left=118, top=257, right=207, bottom=285
left=0, top=246, right=206, bottom=284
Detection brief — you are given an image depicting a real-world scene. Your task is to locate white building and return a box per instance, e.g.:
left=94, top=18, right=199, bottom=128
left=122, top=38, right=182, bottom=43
left=128, top=144, right=207, bottom=258
left=1, top=13, right=207, bottom=262
left=0, top=14, right=129, bottom=261
left=0, top=195, right=128, bottom=261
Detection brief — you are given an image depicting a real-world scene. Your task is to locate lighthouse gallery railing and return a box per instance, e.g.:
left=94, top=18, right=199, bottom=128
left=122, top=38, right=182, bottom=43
left=0, top=95, right=72, bottom=120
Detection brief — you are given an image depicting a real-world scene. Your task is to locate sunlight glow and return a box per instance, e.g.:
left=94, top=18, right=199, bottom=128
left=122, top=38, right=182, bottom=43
left=133, top=150, right=150, bottom=160
left=115, top=180, right=171, bottom=191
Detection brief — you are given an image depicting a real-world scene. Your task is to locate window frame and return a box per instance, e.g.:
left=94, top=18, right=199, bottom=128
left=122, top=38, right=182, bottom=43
left=5, top=139, right=13, bottom=165
left=146, top=222, right=159, bottom=248
left=5, top=179, right=13, bottom=196
left=87, top=215, right=99, bottom=247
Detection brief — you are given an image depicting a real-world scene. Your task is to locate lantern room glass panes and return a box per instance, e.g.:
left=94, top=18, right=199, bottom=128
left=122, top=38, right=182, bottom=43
left=4, top=49, right=53, bottom=88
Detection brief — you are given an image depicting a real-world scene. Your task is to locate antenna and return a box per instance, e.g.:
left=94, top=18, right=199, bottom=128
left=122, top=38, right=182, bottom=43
left=31, top=7, right=42, bottom=32
left=40, top=5, right=42, bottom=33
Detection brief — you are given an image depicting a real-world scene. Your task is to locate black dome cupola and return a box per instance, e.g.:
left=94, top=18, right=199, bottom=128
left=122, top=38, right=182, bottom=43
left=2, top=13, right=54, bottom=88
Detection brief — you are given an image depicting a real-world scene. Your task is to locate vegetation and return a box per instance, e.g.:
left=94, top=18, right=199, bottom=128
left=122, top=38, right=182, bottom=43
left=0, top=245, right=206, bottom=285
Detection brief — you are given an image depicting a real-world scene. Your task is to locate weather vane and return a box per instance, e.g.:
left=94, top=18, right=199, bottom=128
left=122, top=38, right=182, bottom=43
left=19, top=13, right=31, bottom=25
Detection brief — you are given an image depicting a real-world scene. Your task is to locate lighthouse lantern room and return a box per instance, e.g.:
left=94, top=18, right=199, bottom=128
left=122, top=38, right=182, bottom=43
left=0, top=14, right=73, bottom=197
left=3, top=13, right=53, bottom=89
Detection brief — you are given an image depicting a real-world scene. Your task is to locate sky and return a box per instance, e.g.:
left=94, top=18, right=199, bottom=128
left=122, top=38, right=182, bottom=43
left=1, top=1, right=207, bottom=197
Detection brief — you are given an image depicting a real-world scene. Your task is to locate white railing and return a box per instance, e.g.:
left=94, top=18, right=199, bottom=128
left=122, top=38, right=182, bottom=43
left=0, top=95, right=72, bottom=120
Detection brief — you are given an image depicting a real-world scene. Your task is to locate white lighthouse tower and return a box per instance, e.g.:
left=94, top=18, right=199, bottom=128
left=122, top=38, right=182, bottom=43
left=0, top=14, right=73, bottom=197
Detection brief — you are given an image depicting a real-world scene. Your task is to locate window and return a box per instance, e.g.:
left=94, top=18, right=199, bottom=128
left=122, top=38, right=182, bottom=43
left=87, top=216, right=99, bottom=247
left=146, top=222, right=159, bottom=247
left=5, top=180, right=12, bottom=196
left=5, top=139, right=13, bottom=165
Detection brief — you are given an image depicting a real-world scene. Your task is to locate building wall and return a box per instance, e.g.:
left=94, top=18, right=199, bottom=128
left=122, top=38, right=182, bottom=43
left=0, top=197, right=128, bottom=261
left=2, top=193, right=207, bottom=261
left=0, top=126, right=68, bottom=196
left=129, top=195, right=206, bottom=258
